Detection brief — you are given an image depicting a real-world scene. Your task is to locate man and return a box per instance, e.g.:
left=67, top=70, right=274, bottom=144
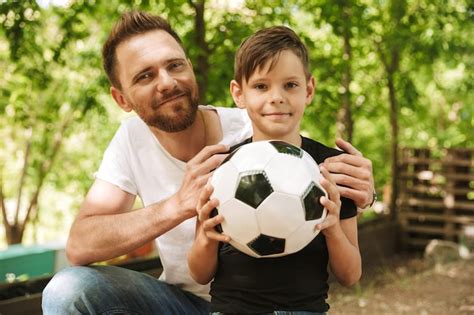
left=42, top=11, right=375, bottom=314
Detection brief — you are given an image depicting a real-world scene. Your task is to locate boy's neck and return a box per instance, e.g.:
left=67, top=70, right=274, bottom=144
left=252, top=133, right=302, bottom=147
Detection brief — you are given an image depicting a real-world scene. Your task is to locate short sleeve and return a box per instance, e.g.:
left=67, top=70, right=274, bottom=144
left=340, top=197, right=357, bottom=220
left=301, top=137, right=357, bottom=220
left=95, top=122, right=138, bottom=195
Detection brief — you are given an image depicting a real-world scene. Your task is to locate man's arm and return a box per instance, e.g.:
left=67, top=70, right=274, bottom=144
left=66, top=144, right=229, bottom=266
left=322, top=138, right=375, bottom=209
left=66, top=179, right=192, bottom=265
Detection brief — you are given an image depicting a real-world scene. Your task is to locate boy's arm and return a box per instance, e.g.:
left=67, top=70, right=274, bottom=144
left=324, top=217, right=361, bottom=287
left=188, top=184, right=229, bottom=285
left=317, top=166, right=362, bottom=287
left=188, top=220, right=220, bottom=285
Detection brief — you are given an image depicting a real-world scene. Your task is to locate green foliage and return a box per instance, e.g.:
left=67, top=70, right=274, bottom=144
left=0, top=0, right=471, bottom=245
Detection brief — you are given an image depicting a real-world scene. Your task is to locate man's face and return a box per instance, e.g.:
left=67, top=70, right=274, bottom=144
left=112, top=30, right=199, bottom=132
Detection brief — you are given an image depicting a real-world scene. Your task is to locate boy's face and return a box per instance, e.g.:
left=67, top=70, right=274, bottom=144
left=231, top=50, right=314, bottom=145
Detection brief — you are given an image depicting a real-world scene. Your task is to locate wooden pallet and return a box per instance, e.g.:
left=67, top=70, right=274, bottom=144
left=398, top=148, right=474, bottom=249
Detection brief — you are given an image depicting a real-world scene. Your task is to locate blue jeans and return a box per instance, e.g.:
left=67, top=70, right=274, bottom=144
left=42, top=265, right=209, bottom=314
left=211, top=312, right=326, bottom=315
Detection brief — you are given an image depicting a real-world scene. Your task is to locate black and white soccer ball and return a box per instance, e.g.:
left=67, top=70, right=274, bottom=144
left=210, top=140, right=327, bottom=258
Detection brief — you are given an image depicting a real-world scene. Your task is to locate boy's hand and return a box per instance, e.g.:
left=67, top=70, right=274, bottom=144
left=315, top=166, right=342, bottom=235
left=321, top=138, right=374, bottom=209
left=177, top=144, right=229, bottom=219
left=196, top=183, right=231, bottom=243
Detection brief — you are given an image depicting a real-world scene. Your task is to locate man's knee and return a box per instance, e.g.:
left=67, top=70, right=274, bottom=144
left=42, top=265, right=209, bottom=314
left=42, top=266, right=104, bottom=313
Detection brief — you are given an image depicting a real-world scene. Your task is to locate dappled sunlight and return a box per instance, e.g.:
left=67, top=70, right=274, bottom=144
left=0, top=1, right=471, bottom=313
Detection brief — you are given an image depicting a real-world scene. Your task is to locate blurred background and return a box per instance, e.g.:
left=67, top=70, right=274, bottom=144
left=0, top=0, right=472, bottom=313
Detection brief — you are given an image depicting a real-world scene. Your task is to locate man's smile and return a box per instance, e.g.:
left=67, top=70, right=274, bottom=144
left=153, top=92, right=186, bottom=109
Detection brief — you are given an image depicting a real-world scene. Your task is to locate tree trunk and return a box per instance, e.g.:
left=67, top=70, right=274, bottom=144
left=337, top=4, right=354, bottom=142
left=192, top=0, right=209, bottom=104
left=1, top=114, right=71, bottom=245
left=387, top=70, right=399, bottom=222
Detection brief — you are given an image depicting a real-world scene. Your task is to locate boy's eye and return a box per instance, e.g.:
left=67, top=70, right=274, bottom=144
left=254, top=83, right=267, bottom=90
left=285, top=82, right=298, bottom=89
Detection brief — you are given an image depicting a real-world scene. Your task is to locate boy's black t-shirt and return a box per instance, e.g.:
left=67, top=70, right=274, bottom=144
left=209, top=136, right=357, bottom=313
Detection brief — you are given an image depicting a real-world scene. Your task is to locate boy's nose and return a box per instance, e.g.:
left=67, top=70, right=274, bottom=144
left=270, top=89, right=284, bottom=104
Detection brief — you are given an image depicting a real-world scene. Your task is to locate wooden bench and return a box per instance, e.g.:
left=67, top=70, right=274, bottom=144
left=0, top=256, right=163, bottom=315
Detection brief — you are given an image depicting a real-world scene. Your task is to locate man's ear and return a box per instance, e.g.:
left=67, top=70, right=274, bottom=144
left=111, top=86, right=133, bottom=112
left=230, top=80, right=245, bottom=109
left=305, top=76, right=316, bottom=106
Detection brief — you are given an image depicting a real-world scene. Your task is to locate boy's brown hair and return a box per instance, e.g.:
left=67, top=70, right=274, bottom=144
left=234, top=26, right=311, bottom=85
left=102, top=11, right=184, bottom=89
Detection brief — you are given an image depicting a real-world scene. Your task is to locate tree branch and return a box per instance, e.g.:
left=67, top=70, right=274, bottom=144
left=20, top=113, right=73, bottom=236
left=0, top=171, right=9, bottom=226
left=187, top=0, right=197, bottom=10
left=14, top=128, right=32, bottom=226
left=374, top=39, right=389, bottom=71
left=0, top=168, right=12, bottom=243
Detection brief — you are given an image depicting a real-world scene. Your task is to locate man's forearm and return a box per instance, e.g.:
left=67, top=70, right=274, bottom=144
left=66, top=196, right=193, bottom=265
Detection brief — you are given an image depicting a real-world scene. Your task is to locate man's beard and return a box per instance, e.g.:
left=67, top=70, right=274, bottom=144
left=139, top=86, right=199, bottom=133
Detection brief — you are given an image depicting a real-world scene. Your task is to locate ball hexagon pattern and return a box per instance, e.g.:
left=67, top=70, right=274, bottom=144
left=210, top=140, right=327, bottom=258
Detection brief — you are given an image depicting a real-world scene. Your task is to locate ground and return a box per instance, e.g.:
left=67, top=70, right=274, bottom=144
left=328, top=254, right=474, bottom=314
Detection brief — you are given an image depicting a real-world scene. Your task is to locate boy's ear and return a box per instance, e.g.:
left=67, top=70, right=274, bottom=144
left=305, top=76, right=316, bottom=106
left=111, top=86, right=133, bottom=112
left=230, top=80, right=245, bottom=109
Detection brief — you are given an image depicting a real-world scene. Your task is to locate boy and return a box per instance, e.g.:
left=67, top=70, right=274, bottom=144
left=188, top=26, right=361, bottom=314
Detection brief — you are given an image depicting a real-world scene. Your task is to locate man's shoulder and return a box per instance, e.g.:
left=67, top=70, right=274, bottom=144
left=120, top=115, right=146, bottom=127
left=210, top=105, right=246, bottom=118
left=204, top=105, right=252, bottom=145
left=107, top=116, right=152, bottom=149
left=115, top=116, right=149, bottom=135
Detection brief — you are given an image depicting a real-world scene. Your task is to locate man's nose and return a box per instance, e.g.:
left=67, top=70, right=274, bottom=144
left=156, top=71, right=176, bottom=92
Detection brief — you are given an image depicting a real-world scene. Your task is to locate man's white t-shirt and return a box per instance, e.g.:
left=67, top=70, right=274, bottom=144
left=95, top=105, right=252, bottom=301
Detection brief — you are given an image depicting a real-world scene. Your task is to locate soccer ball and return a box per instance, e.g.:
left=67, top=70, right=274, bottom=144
left=210, top=140, right=327, bottom=258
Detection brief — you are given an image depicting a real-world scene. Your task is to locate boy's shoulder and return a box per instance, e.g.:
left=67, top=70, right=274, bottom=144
left=229, top=137, right=252, bottom=152
left=229, top=137, right=344, bottom=165
left=301, top=136, right=344, bottom=164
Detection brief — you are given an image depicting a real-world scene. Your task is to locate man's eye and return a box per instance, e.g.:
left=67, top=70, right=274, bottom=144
left=137, top=72, right=152, bottom=82
left=169, top=62, right=184, bottom=70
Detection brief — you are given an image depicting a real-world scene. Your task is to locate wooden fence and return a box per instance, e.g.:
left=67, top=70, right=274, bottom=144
left=398, top=147, right=474, bottom=249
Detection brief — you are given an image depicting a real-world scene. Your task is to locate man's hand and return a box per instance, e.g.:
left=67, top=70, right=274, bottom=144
left=175, top=144, right=229, bottom=219
left=321, top=138, right=375, bottom=209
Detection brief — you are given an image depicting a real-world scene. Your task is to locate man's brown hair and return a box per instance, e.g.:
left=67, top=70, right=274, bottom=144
left=102, top=11, right=184, bottom=88
left=234, top=26, right=310, bottom=85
